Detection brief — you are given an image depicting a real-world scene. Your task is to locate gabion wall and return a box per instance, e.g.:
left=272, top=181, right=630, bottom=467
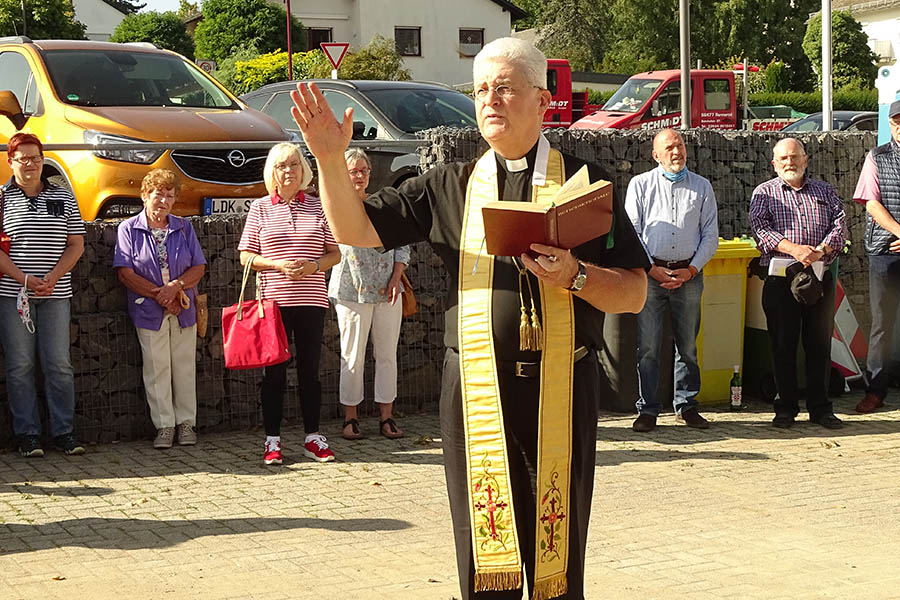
left=0, top=128, right=880, bottom=446
left=420, top=126, right=877, bottom=339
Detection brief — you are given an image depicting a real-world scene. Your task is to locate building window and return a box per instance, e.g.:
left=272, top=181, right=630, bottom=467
left=307, top=28, right=332, bottom=50
left=459, top=29, right=484, bottom=57
left=395, top=27, right=421, bottom=57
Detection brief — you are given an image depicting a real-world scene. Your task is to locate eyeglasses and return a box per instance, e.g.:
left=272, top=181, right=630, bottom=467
left=275, top=161, right=301, bottom=171
left=471, top=85, right=540, bottom=101
left=348, top=168, right=371, bottom=177
left=11, top=155, right=43, bottom=165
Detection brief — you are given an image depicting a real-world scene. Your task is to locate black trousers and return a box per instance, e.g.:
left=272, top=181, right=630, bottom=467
left=762, top=273, right=835, bottom=420
left=260, top=306, right=325, bottom=436
left=440, top=347, right=601, bottom=600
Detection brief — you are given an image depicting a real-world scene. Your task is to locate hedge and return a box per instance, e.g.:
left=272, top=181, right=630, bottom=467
left=749, top=88, right=877, bottom=113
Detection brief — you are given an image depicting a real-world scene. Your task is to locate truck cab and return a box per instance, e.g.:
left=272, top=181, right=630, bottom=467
left=569, top=69, right=737, bottom=130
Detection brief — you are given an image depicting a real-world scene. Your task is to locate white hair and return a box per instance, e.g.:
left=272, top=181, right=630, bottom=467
left=773, top=137, right=806, bottom=159
left=344, top=147, right=371, bottom=168
left=473, top=37, right=547, bottom=89
left=263, top=142, right=313, bottom=195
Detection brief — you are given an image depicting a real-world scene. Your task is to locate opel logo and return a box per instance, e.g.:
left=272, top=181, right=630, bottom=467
left=227, top=150, right=246, bottom=168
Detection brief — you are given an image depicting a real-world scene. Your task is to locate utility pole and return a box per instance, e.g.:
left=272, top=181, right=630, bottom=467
left=679, top=0, right=691, bottom=129
left=286, top=0, right=293, bottom=80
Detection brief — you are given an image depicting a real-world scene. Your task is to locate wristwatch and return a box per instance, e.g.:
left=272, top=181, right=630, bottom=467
left=567, top=261, right=587, bottom=292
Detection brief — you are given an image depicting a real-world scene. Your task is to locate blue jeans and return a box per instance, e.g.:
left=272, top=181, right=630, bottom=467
left=866, top=254, right=900, bottom=398
left=635, top=274, right=703, bottom=416
left=0, top=297, right=75, bottom=438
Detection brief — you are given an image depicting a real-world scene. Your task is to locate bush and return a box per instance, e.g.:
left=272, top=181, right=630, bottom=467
left=748, top=87, right=877, bottom=113
left=765, top=61, right=789, bottom=93
left=587, top=89, right=614, bottom=106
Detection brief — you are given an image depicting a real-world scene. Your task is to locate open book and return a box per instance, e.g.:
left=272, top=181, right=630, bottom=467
left=481, top=165, right=613, bottom=257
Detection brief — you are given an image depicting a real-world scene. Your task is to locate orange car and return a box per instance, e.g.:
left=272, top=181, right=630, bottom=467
left=0, top=37, right=290, bottom=219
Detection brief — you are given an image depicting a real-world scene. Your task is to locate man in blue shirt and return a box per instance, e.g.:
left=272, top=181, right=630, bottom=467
left=625, top=129, right=719, bottom=432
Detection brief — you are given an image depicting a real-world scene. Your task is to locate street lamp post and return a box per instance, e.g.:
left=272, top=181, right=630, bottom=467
left=286, top=0, right=293, bottom=80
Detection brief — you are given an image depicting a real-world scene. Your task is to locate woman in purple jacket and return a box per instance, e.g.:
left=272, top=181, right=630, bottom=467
left=113, top=169, right=207, bottom=449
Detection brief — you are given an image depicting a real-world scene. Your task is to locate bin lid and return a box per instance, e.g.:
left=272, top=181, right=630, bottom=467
left=713, top=237, right=760, bottom=259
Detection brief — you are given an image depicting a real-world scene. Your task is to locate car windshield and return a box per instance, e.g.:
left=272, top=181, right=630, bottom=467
left=602, top=78, right=663, bottom=113
left=363, top=88, right=476, bottom=133
left=43, top=49, right=236, bottom=109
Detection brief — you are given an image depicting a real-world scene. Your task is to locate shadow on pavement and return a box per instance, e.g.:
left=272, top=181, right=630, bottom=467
left=0, top=483, right=114, bottom=497
left=0, top=515, right=412, bottom=556
left=596, top=448, right=769, bottom=466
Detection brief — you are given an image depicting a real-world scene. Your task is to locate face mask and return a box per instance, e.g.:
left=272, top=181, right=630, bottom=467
left=17, top=275, right=34, bottom=334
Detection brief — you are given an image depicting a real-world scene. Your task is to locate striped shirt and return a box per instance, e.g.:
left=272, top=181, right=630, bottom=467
left=238, top=193, right=335, bottom=308
left=749, top=176, right=847, bottom=267
left=0, top=178, right=85, bottom=298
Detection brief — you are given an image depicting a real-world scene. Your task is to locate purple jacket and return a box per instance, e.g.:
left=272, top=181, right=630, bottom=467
left=113, top=211, right=207, bottom=330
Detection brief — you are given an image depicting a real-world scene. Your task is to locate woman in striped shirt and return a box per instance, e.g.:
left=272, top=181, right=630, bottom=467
left=238, top=143, right=341, bottom=465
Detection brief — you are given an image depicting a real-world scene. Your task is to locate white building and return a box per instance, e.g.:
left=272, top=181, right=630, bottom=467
left=832, top=0, right=900, bottom=65
left=289, top=0, right=526, bottom=86
left=72, top=0, right=128, bottom=41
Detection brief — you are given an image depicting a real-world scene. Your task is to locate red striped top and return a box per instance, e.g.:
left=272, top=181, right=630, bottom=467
left=238, top=193, right=336, bottom=308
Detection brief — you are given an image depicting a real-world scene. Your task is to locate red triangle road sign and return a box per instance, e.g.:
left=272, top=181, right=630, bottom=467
left=320, top=42, right=350, bottom=71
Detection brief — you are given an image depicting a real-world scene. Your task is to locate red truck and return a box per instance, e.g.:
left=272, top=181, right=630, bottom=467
left=568, top=69, right=739, bottom=130
left=544, top=58, right=607, bottom=127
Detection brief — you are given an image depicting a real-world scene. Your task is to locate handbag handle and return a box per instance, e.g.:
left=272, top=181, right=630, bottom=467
left=236, top=255, right=266, bottom=321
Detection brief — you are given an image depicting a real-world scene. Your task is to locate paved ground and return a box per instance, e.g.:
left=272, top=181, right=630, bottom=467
left=3, top=396, right=900, bottom=600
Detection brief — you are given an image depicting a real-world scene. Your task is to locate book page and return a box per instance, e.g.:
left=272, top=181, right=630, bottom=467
left=554, top=164, right=590, bottom=199
left=554, top=177, right=611, bottom=206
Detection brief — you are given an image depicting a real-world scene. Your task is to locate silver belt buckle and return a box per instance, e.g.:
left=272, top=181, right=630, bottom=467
left=515, top=362, right=528, bottom=377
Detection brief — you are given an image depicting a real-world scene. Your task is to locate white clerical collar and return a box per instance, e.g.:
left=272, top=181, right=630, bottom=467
left=505, top=156, right=528, bottom=172
left=487, top=135, right=550, bottom=188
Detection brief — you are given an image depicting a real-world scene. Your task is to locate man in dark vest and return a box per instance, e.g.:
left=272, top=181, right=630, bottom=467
left=854, top=99, right=900, bottom=413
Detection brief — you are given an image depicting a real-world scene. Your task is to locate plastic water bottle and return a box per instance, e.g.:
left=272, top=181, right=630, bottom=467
left=730, top=365, right=742, bottom=411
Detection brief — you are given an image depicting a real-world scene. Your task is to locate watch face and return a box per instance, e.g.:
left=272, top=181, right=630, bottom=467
left=570, top=262, right=587, bottom=291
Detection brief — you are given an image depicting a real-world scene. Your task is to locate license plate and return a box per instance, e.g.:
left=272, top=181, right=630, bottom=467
left=203, top=197, right=256, bottom=216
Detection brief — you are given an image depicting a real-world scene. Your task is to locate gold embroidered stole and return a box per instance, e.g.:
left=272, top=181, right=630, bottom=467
left=458, top=141, right=575, bottom=599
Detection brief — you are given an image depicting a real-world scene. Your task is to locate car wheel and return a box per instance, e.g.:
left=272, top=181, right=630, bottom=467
left=46, top=173, right=73, bottom=194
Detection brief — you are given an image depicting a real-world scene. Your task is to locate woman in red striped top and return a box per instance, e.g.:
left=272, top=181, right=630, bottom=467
left=238, top=143, right=341, bottom=465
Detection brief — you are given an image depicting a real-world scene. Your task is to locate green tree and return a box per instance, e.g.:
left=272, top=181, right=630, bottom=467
left=102, top=0, right=145, bottom=14
left=535, top=0, right=606, bottom=72
left=194, top=0, right=304, bottom=63
left=0, top=0, right=86, bottom=39
left=803, top=10, right=878, bottom=89
left=177, top=0, right=200, bottom=18
left=513, top=0, right=542, bottom=30
left=110, top=11, right=194, bottom=59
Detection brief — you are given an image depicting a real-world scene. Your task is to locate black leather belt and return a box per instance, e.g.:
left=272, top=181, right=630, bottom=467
left=499, top=346, right=590, bottom=378
left=652, top=257, right=692, bottom=270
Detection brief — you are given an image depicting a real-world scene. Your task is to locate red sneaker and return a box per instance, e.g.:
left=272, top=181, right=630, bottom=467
left=264, top=439, right=282, bottom=465
left=304, top=434, right=335, bottom=462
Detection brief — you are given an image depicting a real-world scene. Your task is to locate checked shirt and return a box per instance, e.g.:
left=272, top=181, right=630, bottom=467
left=750, top=176, right=847, bottom=267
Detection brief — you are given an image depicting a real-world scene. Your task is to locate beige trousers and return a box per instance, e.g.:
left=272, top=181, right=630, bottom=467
left=136, top=314, right=197, bottom=429
left=334, top=298, right=403, bottom=407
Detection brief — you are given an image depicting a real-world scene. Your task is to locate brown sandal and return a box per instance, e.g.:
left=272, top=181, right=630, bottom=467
left=379, top=418, right=404, bottom=439
left=342, top=418, right=364, bottom=440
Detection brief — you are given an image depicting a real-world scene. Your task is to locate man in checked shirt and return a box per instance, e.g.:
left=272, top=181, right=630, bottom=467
left=750, top=137, right=848, bottom=429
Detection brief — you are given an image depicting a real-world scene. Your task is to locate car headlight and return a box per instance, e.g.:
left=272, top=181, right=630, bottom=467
left=84, top=130, right=165, bottom=165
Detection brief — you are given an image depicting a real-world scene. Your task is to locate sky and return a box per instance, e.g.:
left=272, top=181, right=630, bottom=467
left=141, top=0, right=184, bottom=13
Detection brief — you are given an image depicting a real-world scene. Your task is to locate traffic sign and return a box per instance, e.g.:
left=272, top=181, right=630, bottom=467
left=196, top=59, right=216, bottom=74
left=320, top=43, right=350, bottom=71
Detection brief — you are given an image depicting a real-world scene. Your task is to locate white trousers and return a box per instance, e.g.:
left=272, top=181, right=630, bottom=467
left=135, top=314, right=198, bottom=429
left=334, top=298, right=403, bottom=407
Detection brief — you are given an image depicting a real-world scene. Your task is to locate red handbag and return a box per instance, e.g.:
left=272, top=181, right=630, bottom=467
left=0, top=189, right=10, bottom=254
left=222, top=256, right=291, bottom=370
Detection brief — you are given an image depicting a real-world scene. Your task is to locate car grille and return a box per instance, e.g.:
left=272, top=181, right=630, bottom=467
left=170, top=149, right=268, bottom=185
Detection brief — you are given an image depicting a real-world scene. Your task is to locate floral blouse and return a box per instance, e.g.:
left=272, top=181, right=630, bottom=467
left=328, top=244, right=410, bottom=304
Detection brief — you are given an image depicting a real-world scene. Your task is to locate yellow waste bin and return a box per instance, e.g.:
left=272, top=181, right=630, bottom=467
left=695, top=238, right=760, bottom=405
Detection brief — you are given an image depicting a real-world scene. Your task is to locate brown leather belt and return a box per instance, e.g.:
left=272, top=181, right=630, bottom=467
left=652, top=257, right=692, bottom=270
left=499, top=346, right=590, bottom=378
